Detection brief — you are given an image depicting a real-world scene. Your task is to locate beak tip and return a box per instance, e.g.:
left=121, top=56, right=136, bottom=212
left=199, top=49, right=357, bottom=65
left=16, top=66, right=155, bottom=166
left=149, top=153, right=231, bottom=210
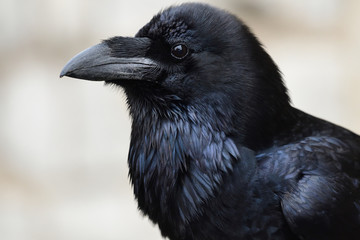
left=59, top=69, right=67, bottom=78
left=59, top=43, right=107, bottom=80
left=60, top=62, right=74, bottom=78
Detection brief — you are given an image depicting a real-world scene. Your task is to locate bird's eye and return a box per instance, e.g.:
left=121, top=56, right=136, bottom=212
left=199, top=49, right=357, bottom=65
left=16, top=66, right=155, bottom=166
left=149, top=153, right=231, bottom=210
left=171, top=44, right=189, bottom=60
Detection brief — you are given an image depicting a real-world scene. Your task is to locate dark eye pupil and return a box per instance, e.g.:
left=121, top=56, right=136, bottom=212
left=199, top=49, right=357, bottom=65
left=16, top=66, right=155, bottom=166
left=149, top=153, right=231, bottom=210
left=171, top=44, right=189, bottom=59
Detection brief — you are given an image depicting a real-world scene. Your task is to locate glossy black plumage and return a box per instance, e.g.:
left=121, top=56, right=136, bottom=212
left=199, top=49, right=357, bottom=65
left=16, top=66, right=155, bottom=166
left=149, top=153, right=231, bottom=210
left=60, top=3, right=360, bottom=239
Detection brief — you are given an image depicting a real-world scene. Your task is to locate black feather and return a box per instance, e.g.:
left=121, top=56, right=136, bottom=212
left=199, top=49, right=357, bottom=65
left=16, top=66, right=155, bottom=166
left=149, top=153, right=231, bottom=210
left=61, top=2, right=360, bottom=240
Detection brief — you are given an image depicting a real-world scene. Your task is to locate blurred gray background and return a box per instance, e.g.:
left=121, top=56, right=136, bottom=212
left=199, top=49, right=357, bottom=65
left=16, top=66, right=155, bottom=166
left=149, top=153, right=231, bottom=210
left=0, top=0, right=359, bottom=239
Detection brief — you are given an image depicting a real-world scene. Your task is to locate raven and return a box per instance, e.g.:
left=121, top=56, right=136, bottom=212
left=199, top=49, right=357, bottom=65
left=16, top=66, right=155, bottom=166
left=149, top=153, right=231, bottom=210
left=60, top=3, right=360, bottom=240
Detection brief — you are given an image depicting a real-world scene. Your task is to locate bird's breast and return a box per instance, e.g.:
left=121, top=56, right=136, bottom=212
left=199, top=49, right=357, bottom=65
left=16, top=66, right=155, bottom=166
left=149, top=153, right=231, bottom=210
left=127, top=117, right=241, bottom=225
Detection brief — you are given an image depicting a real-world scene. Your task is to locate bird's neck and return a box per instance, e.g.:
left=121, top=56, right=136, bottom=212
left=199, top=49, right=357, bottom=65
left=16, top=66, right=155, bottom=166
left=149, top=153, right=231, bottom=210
left=127, top=100, right=251, bottom=230
left=243, top=105, right=298, bottom=151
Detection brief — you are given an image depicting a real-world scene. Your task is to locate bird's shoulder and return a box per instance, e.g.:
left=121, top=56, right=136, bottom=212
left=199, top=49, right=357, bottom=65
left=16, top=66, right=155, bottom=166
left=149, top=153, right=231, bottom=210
left=256, top=134, right=360, bottom=177
left=256, top=131, right=360, bottom=239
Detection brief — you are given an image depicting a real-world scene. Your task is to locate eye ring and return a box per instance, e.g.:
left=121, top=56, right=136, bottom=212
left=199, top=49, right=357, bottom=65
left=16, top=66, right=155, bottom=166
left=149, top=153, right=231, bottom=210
left=171, top=43, right=189, bottom=60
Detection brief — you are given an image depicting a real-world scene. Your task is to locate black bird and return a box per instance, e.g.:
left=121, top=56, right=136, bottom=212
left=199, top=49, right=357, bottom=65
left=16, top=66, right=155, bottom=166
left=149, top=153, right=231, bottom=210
left=60, top=3, right=360, bottom=240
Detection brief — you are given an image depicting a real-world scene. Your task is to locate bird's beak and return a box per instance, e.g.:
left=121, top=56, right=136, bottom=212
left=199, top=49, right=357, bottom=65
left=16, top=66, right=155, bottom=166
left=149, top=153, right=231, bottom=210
left=60, top=37, right=160, bottom=82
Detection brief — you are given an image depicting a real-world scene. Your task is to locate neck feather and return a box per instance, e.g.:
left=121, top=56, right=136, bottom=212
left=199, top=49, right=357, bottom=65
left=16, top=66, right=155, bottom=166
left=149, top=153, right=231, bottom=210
left=127, top=101, right=246, bottom=227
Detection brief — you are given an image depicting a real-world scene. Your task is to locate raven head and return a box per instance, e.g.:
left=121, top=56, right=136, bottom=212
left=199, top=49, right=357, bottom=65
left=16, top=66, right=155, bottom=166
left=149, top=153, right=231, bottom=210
left=61, top=3, right=292, bottom=148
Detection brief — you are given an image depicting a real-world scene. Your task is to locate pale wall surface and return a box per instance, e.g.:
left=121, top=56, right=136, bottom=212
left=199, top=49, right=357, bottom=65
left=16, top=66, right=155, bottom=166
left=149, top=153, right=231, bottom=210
left=0, top=0, right=359, bottom=239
